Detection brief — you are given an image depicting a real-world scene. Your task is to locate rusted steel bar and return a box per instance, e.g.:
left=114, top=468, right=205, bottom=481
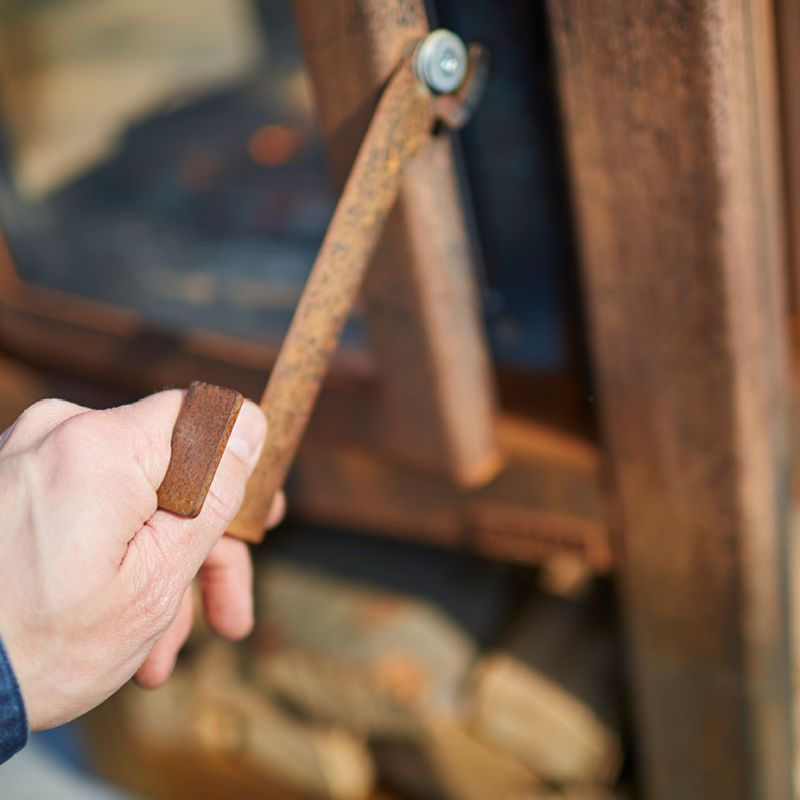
left=775, top=0, right=800, bottom=313
left=227, top=50, right=441, bottom=542
left=293, top=0, right=501, bottom=488
left=548, top=1, right=793, bottom=797
left=0, top=282, right=374, bottom=394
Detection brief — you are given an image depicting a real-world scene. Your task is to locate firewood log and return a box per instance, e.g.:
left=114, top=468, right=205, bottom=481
left=257, top=525, right=523, bottom=647
left=252, top=561, right=476, bottom=728
left=466, top=584, right=622, bottom=785
left=373, top=719, right=543, bottom=800
left=253, top=649, right=423, bottom=737
left=119, top=642, right=376, bottom=800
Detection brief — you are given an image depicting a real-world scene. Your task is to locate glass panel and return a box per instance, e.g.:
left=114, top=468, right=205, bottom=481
left=0, top=0, right=365, bottom=347
left=0, top=0, right=577, bottom=373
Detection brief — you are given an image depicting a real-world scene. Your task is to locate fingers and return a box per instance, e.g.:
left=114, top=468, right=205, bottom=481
left=198, top=537, right=254, bottom=640
left=134, top=586, right=194, bottom=689
left=26, top=391, right=186, bottom=561
left=133, top=536, right=254, bottom=689
left=266, top=491, right=287, bottom=530
left=146, top=490, right=281, bottom=649
left=122, top=400, right=266, bottom=589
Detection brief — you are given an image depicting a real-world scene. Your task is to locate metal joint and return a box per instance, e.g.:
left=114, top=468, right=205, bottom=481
left=414, top=29, right=469, bottom=95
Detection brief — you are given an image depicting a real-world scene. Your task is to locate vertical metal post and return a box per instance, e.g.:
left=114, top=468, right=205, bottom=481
left=548, top=0, right=794, bottom=797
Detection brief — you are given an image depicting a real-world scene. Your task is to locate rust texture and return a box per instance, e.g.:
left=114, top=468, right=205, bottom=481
left=548, top=1, right=793, bottom=798
left=157, top=381, right=243, bottom=518
left=293, top=0, right=501, bottom=487
left=775, top=0, right=800, bottom=312
left=227, top=53, right=439, bottom=543
left=293, top=415, right=610, bottom=572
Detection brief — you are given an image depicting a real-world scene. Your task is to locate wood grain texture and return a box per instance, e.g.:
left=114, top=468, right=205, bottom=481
left=547, top=1, right=793, bottom=797
left=292, top=0, right=502, bottom=487
left=157, top=381, right=243, bottom=518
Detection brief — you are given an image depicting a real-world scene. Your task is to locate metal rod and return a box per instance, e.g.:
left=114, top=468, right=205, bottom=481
left=227, top=52, right=437, bottom=542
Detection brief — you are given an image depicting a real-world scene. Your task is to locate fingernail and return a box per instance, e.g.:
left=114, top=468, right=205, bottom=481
left=226, top=401, right=267, bottom=465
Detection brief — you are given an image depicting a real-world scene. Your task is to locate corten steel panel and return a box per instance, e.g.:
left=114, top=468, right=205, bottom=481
left=548, top=1, right=794, bottom=798
left=291, top=0, right=502, bottom=488
left=775, top=0, right=800, bottom=312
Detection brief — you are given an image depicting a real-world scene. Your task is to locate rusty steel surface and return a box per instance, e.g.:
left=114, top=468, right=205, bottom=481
left=0, top=281, right=375, bottom=395
left=0, top=286, right=606, bottom=567
left=227, top=51, right=442, bottom=542
left=293, top=0, right=501, bottom=488
left=157, top=381, right=243, bottom=518
left=549, top=0, right=793, bottom=797
left=293, top=415, right=610, bottom=571
left=775, top=0, right=800, bottom=312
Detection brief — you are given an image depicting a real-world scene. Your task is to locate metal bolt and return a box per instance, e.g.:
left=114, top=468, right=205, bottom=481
left=414, top=29, right=468, bottom=94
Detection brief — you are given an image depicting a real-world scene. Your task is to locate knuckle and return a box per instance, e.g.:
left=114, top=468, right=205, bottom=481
left=39, top=415, right=99, bottom=473
left=21, top=397, right=76, bottom=422
left=7, top=398, right=85, bottom=450
left=41, top=415, right=81, bottom=457
left=41, top=412, right=127, bottom=478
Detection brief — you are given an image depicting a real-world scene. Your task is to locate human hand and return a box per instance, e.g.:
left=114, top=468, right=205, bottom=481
left=0, top=390, right=283, bottom=730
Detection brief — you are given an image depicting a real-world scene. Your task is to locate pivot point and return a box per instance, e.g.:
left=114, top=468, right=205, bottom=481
left=415, top=29, right=468, bottom=94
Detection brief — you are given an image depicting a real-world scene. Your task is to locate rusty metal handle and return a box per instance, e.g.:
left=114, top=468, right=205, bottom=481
left=227, top=54, right=437, bottom=543
left=223, top=33, right=487, bottom=544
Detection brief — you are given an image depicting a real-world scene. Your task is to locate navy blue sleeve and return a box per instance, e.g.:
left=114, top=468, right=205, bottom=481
left=0, top=636, right=28, bottom=764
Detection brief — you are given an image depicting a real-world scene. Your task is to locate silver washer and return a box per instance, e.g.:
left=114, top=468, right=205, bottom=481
left=414, top=29, right=468, bottom=94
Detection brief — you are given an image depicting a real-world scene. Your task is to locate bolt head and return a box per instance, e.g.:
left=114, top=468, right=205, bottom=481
left=415, top=29, right=468, bottom=94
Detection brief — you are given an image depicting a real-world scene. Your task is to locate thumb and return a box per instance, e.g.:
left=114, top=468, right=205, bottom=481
left=99, top=389, right=184, bottom=491
left=121, top=397, right=266, bottom=589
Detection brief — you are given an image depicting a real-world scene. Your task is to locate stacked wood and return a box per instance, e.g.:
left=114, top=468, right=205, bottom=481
left=250, top=559, right=541, bottom=798
left=254, top=650, right=422, bottom=738
left=372, top=721, right=543, bottom=800
left=83, top=530, right=623, bottom=799
left=466, top=586, right=623, bottom=785
left=252, top=561, right=477, bottom=732
left=249, top=553, right=623, bottom=799
left=114, top=642, right=376, bottom=800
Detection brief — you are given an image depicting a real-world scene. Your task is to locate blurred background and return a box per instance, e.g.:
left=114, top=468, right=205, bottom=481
left=0, top=0, right=576, bottom=369
left=2, top=0, right=790, bottom=799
